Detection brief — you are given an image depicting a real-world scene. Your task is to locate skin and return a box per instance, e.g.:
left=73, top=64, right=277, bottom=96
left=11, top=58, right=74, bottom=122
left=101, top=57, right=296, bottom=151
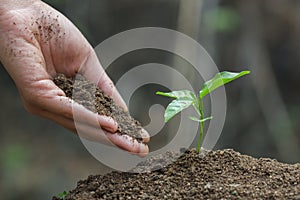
left=0, top=0, right=149, bottom=156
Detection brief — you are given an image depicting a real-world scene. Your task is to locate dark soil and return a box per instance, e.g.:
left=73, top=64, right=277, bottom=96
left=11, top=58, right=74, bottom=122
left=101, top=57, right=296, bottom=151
left=53, top=149, right=300, bottom=200
left=53, top=73, right=143, bottom=142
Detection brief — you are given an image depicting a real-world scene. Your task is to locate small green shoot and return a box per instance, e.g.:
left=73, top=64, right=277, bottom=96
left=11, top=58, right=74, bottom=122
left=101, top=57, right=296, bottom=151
left=57, top=191, right=69, bottom=200
left=156, top=71, right=250, bottom=153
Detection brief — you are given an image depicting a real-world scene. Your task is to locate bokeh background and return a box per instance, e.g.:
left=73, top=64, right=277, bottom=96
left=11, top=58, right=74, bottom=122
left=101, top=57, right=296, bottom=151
left=1, top=0, right=299, bottom=199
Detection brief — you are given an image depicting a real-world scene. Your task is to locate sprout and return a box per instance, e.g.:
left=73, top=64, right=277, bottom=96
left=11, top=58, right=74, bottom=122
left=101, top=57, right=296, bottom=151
left=156, top=71, right=250, bottom=153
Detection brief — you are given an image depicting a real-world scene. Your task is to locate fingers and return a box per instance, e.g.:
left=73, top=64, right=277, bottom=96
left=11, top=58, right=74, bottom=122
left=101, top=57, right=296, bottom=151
left=57, top=96, right=118, bottom=133
left=36, top=108, right=112, bottom=145
left=54, top=93, right=150, bottom=155
left=71, top=98, right=118, bottom=133
left=34, top=107, right=149, bottom=156
left=75, top=120, right=150, bottom=156
left=140, top=128, right=150, bottom=143
left=26, top=82, right=149, bottom=155
left=51, top=95, right=150, bottom=155
left=26, top=81, right=119, bottom=133
left=107, top=134, right=149, bottom=157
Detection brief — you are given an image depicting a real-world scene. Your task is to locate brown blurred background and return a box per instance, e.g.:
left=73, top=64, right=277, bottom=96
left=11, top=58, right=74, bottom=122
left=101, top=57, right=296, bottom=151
left=0, top=0, right=299, bottom=199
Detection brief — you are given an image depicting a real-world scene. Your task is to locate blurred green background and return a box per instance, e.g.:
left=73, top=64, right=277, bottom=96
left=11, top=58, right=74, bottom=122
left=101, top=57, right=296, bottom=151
left=0, top=0, right=300, bottom=199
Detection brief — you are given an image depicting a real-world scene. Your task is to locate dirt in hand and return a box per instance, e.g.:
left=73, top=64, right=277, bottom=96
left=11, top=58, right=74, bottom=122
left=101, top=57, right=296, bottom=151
left=53, top=73, right=143, bottom=142
left=53, top=149, right=300, bottom=199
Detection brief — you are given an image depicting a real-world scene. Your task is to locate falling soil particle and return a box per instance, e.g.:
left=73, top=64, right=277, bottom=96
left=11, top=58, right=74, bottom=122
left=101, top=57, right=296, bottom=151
left=52, top=149, right=300, bottom=200
left=53, top=73, right=143, bottom=142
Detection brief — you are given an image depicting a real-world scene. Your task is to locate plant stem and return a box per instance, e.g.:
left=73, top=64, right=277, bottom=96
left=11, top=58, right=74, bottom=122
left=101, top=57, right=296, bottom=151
left=193, top=104, right=201, bottom=116
left=196, top=97, right=205, bottom=153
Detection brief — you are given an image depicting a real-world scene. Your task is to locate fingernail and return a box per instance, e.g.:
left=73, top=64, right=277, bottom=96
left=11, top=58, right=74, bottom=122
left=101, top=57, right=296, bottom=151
left=102, top=125, right=116, bottom=133
left=140, top=128, right=150, bottom=143
left=138, top=143, right=149, bottom=157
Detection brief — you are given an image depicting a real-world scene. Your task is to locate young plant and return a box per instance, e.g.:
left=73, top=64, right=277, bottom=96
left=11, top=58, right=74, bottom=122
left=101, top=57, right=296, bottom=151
left=57, top=191, right=69, bottom=200
left=156, top=71, right=250, bottom=153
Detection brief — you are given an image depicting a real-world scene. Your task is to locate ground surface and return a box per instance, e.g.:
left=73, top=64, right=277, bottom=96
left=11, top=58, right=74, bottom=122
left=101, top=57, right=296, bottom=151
left=53, top=73, right=143, bottom=142
left=53, top=149, right=300, bottom=200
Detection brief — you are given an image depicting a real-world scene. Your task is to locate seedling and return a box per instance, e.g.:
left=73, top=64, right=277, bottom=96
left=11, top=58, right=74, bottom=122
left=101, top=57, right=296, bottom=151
left=156, top=71, right=250, bottom=153
left=57, top=191, right=69, bottom=200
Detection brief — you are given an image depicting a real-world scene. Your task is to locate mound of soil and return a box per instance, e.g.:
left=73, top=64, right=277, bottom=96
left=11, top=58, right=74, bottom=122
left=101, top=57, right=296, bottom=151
left=53, top=149, right=300, bottom=199
left=53, top=74, right=143, bottom=142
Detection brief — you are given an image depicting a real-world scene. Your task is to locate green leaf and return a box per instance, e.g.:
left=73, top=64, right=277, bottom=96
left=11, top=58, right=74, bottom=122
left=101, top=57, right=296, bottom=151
left=164, top=98, right=194, bottom=122
left=189, top=116, right=213, bottom=123
left=200, top=71, right=250, bottom=99
left=156, top=90, right=196, bottom=100
left=58, top=191, right=68, bottom=199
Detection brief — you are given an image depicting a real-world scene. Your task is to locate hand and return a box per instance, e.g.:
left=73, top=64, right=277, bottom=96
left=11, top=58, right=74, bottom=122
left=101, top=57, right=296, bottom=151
left=0, top=0, right=149, bottom=156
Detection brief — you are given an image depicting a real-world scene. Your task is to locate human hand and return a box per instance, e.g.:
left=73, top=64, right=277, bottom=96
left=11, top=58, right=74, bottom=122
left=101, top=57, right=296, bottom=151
left=0, top=0, right=149, bottom=155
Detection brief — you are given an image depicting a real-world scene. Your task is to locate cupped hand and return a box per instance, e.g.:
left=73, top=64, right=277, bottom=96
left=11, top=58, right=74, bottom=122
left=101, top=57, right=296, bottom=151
left=0, top=0, right=149, bottom=155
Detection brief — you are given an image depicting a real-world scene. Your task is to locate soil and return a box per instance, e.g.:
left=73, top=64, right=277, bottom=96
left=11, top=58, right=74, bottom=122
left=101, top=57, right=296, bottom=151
left=52, top=149, right=300, bottom=200
left=53, top=74, right=143, bottom=142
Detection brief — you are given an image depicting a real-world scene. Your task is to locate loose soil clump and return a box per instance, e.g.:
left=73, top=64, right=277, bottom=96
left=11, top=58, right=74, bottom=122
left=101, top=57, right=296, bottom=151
left=53, top=73, right=143, bottom=142
left=53, top=149, right=300, bottom=199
